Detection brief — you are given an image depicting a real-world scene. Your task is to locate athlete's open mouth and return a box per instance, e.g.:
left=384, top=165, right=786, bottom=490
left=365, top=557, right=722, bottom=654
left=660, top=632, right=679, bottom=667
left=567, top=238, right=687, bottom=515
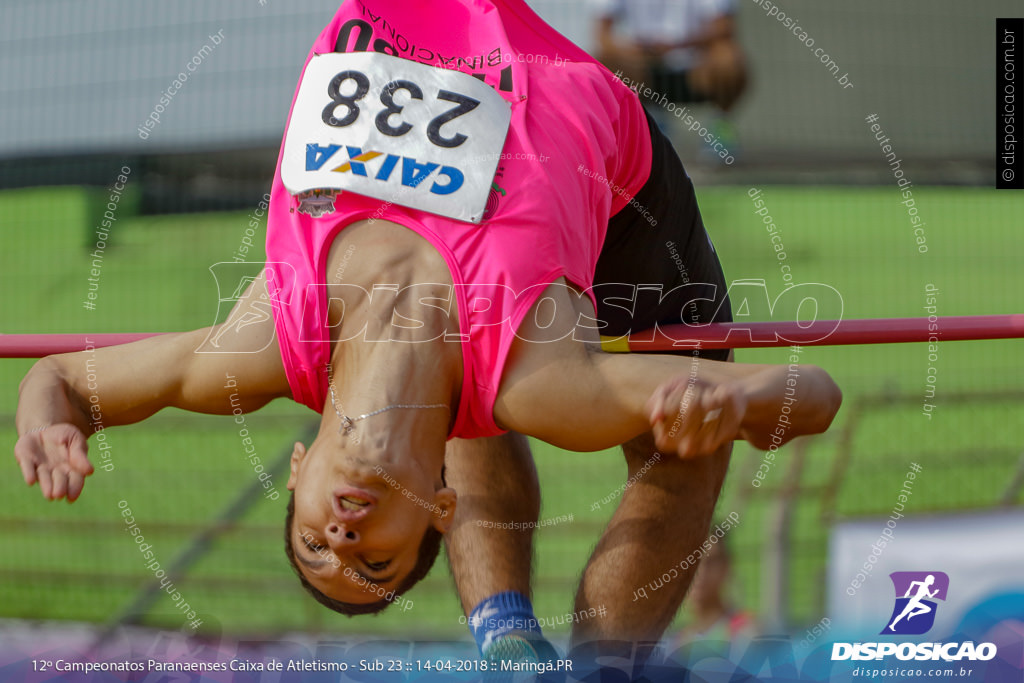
left=338, top=495, right=371, bottom=511
left=332, top=487, right=378, bottom=521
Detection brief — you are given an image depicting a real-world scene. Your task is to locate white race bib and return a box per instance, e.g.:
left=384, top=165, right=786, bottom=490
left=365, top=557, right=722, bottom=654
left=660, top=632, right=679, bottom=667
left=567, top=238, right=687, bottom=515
left=282, top=52, right=512, bottom=224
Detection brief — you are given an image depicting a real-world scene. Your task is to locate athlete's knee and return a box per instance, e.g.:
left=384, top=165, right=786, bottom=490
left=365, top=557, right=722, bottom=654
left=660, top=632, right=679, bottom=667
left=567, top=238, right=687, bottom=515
left=622, top=432, right=663, bottom=474
left=496, top=432, right=539, bottom=490
left=624, top=435, right=730, bottom=488
left=445, top=433, right=539, bottom=515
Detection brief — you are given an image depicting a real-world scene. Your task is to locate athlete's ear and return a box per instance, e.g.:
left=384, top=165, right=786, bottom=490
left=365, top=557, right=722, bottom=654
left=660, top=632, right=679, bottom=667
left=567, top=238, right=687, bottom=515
left=286, top=441, right=307, bottom=491
left=431, top=487, right=457, bottom=534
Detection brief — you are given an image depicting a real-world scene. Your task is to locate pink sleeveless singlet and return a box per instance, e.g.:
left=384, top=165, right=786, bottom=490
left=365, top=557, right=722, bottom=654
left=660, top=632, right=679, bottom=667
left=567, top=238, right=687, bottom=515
left=264, top=0, right=653, bottom=438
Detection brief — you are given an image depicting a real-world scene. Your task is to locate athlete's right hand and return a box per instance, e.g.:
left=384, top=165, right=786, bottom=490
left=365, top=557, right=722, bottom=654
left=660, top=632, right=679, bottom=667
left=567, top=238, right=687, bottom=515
left=14, top=424, right=93, bottom=502
left=646, top=375, right=747, bottom=459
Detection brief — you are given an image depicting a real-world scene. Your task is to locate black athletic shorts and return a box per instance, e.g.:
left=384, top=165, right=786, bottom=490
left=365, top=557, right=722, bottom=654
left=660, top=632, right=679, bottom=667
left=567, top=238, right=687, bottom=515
left=593, top=109, right=732, bottom=361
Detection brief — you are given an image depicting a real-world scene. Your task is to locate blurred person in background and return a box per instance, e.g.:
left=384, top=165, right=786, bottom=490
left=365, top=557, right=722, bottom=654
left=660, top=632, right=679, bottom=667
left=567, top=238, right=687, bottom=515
left=673, top=535, right=756, bottom=643
left=595, top=0, right=748, bottom=160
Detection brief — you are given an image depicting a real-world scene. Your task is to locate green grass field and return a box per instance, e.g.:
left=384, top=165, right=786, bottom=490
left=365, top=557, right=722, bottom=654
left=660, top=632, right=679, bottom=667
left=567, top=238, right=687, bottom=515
left=1, top=184, right=1020, bottom=641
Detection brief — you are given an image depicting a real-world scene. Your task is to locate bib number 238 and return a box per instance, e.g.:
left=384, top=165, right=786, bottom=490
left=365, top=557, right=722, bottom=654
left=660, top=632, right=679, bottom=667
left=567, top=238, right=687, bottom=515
left=282, top=52, right=512, bottom=224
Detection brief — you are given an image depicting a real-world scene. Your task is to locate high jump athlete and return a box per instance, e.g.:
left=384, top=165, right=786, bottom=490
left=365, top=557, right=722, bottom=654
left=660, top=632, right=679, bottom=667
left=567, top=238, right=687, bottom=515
left=14, top=0, right=841, bottom=660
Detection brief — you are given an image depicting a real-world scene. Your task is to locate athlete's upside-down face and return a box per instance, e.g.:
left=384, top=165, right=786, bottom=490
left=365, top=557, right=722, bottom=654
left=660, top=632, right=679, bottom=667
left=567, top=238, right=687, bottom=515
left=285, top=436, right=455, bottom=610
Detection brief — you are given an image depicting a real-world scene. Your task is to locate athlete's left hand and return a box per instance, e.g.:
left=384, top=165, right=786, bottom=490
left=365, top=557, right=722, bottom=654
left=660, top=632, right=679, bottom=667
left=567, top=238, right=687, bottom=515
left=646, top=374, right=747, bottom=458
left=14, top=423, right=93, bottom=502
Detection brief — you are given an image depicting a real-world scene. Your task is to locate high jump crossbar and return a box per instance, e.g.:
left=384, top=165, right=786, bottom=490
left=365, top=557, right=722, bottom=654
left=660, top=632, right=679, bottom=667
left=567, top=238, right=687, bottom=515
left=1, top=315, right=1022, bottom=358
left=602, top=314, right=1024, bottom=352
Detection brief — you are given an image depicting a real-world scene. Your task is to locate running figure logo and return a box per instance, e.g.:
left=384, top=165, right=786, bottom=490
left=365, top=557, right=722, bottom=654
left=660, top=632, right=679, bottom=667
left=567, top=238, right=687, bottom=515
left=882, top=571, right=950, bottom=635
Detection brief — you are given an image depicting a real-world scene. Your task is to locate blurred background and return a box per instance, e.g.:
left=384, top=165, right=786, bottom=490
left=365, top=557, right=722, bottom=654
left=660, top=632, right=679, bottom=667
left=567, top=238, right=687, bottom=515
left=1, top=0, right=1021, bottom=664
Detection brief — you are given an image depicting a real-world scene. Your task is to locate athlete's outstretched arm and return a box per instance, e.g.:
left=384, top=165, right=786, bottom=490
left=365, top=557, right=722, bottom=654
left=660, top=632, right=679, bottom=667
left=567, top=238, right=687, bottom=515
left=14, top=272, right=290, bottom=501
left=495, top=279, right=841, bottom=454
left=643, top=356, right=841, bottom=454
left=498, top=345, right=840, bottom=457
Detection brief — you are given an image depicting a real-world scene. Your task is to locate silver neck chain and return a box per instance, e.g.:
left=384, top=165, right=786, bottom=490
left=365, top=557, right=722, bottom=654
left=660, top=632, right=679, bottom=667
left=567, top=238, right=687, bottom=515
left=325, top=364, right=449, bottom=436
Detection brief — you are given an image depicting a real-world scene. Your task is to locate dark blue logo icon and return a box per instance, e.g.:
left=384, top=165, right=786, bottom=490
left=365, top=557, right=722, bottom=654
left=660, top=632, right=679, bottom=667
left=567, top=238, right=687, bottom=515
left=882, top=571, right=949, bottom=635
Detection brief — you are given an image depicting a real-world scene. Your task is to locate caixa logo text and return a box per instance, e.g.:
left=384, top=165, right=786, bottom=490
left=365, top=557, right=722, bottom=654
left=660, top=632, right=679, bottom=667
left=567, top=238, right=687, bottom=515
left=305, top=143, right=465, bottom=195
